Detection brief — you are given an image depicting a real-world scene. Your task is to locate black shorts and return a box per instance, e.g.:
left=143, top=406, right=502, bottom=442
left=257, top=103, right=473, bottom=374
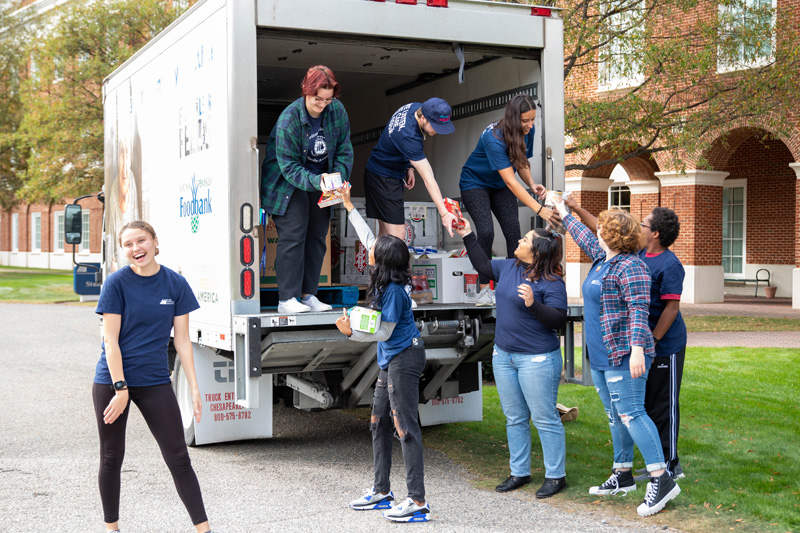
left=364, top=168, right=405, bottom=225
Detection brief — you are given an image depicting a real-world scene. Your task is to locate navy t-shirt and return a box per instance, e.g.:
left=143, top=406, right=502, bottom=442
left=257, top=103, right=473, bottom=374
left=94, top=265, right=200, bottom=386
left=639, top=249, right=687, bottom=356
left=460, top=122, right=534, bottom=191
left=365, top=103, right=426, bottom=180
left=305, top=108, right=328, bottom=175
left=377, top=282, right=421, bottom=369
left=491, top=259, right=566, bottom=354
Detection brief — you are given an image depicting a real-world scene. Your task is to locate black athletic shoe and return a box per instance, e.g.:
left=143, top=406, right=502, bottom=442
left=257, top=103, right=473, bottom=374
left=637, top=471, right=681, bottom=516
left=495, top=475, right=531, bottom=492
left=589, top=469, right=637, bottom=495
left=535, top=477, right=567, bottom=498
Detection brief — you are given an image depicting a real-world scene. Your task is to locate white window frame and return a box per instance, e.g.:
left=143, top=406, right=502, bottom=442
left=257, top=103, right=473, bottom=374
left=717, top=0, right=776, bottom=74
left=80, top=212, right=91, bottom=253
left=608, top=184, right=632, bottom=212
left=722, top=179, right=747, bottom=278
left=54, top=211, right=65, bottom=253
left=11, top=214, right=19, bottom=252
left=31, top=213, right=42, bottom=253
left=597, top=2, right=646, bottom=92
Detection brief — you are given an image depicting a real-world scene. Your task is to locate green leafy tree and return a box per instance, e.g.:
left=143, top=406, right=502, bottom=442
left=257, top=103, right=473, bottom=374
left=500, top=0, right=800, bottom=171
left=0, top=0, right=29, bottom=209
left=14, top=0, right=185, bottom=204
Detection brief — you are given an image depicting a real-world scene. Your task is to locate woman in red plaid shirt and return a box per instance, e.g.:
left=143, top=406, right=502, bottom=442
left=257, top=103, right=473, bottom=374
left=553, top=199, right=681, bottom=517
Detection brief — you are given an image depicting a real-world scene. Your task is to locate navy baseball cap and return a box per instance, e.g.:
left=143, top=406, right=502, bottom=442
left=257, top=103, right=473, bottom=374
left=421, top=97, right=455, bottom=135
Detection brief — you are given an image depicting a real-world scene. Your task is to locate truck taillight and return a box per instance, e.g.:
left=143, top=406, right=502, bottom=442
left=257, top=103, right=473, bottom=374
left=241, top=235, right=254, bottom=266
left=241, top=268, right=255, bottom=299
left=427, top=0, right=447, bottom=6
left=396, top=0, right=417, bottom=4
left=240, top=203, right=253, bottom=233
left=531, top=7, right=552, bottom=16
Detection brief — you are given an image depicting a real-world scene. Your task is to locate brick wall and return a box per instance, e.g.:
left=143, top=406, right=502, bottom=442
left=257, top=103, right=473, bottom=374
left=661, top=185, right=722, bottom=266
left=564, top=190, right=608, bottom=263
left=723, top=136, right=795, bottom=265
left=629, top=192, right=660, bottom=222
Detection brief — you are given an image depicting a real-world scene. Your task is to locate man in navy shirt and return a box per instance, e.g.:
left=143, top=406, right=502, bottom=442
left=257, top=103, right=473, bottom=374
left=637, top=207, right=687, bottom=481
left=364, top=97, right=458, bottom=238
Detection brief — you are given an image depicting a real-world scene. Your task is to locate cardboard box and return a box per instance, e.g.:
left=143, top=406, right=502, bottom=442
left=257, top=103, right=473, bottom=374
left=411, top=256, right=476, bottom=304
left=258, top=218, right=332, bottom=288
left=349, top=306, right=381, bottom=333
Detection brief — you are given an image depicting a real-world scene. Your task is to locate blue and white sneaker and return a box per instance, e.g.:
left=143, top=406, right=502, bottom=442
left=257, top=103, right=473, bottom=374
left=349, top=487, right=394, bottom=510
left=383, top=498, right=431, bottom=523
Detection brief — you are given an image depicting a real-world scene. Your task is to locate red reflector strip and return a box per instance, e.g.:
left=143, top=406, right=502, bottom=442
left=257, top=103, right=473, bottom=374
left=531, top=7, right=552, bottom=16
left=241, top=268, right=255, bottom=299
left=427, top=0, right=447, bottom=6
left=240, top=235, right=254, bottom=266
left=396, top=0, right=417, bottom=4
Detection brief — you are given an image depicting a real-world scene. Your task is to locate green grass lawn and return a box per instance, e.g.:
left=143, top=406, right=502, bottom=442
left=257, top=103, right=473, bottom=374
left=423, top=347, right=800, bottom=532
left=0, top=266, right=80, bottom=303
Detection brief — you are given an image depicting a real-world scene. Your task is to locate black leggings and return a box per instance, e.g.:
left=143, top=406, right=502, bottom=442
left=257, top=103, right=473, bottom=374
left=460, top=187, right=521, bottom=284
left=92, top=382, right=208, bottom=525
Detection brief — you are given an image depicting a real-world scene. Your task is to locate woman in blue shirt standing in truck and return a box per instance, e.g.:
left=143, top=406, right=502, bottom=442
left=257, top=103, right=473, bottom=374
left=261, top=65, right=353, bottom=315
left=459, top=94, right=560, bottom=305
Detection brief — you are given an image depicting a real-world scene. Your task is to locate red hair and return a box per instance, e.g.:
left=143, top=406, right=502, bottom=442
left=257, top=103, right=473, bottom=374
left=301, top=65, right=340, bottom=98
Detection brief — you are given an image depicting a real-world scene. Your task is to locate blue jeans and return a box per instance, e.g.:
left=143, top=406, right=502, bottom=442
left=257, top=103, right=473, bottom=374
left=493, top=346, right=566, bottom=479
left=591, top=367, right=666, bottom=472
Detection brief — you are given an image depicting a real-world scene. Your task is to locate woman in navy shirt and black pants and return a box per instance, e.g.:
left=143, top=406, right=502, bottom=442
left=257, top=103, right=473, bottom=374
left=93, top=221, right=212, bottom=533
left=456, top=219, right=569, bottom=498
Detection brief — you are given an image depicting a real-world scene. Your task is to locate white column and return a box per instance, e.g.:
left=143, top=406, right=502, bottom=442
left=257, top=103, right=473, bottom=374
left=656, top=170, right=728, bottom=303
left=790, top=163, right=800, bottom=309
left=625, top=180, right=660, bottom=194
left=565, top=176, right=614, bottom=193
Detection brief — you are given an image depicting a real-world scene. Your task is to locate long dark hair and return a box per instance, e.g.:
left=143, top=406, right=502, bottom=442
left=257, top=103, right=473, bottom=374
left=494, top=94, right=536, bottom=171
left=366, top=235, right=412, bottom=309
left=516, top=229, right=563, bottom=282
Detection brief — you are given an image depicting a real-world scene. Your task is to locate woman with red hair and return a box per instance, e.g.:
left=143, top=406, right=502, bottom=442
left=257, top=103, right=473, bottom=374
left=261, top=65, right=353, bottom=314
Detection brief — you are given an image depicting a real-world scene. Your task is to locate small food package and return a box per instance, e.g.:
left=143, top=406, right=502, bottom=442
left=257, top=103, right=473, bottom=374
left=348, top=306, right=382, bottom=334
left=442, top=197, right=466, bottom=229
left=318, top=172, right=344, bottom=208
left=410, top=274, right=434, bottom=304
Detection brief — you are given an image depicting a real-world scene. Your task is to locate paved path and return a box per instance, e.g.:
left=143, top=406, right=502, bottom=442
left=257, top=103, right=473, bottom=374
left=0, top=303, right=657, bottom=533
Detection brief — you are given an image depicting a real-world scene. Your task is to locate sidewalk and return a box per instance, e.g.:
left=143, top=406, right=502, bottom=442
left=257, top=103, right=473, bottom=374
left=566, top=295, right=800, bottom=348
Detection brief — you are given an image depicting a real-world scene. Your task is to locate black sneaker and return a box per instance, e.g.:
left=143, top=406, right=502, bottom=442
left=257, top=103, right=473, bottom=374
left=495, top=475, right=531, bottom=492
left=637, top=471, right=681, bottom=516
left=589, top=469, right=637, bottom=495
left=535, top=477, right=567, bottom=499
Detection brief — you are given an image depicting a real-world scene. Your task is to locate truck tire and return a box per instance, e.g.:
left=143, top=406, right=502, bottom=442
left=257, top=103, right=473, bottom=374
left=171, top=357, right=197, bottom=447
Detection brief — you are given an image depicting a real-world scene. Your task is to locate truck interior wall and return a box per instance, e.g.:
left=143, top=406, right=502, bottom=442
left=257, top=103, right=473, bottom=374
left=255, top=38, right=544, bottom=256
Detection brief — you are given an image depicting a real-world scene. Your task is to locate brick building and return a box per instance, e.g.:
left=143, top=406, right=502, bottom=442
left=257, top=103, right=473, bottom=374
left=0, top=197, right=103, bottom=269
left=563, top=0, right=800, bottom=308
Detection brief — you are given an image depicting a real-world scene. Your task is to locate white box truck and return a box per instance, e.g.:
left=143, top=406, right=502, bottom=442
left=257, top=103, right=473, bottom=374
left=95, top=0, right=566, bottom=445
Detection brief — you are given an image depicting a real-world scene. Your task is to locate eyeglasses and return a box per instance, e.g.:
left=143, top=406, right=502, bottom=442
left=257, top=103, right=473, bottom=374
left=640, top=224, right=651, bottom=229
left=312, top=96, right=335, bottom=105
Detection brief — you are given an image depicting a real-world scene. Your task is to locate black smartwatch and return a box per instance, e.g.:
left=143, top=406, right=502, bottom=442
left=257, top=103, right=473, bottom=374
left=111, top=380, right=128, bottom=391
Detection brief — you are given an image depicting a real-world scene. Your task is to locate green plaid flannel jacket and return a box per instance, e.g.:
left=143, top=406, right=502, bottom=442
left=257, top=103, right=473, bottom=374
left=260, top=97, right=353, bottom=216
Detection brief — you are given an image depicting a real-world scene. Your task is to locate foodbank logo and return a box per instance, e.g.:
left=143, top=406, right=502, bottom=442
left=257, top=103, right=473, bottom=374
left=179, top=175, right=212, bottom=233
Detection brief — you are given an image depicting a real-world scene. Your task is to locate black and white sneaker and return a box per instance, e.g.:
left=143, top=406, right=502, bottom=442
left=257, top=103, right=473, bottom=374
left=637, top=471, right=681, bottom=516
left=383, top=498, right=431, bottom=523
left=349, top=487, right=394, bottom=510
left=589, top=469, right=637, bottom=495
left=635, top=461, right=686, bottom=482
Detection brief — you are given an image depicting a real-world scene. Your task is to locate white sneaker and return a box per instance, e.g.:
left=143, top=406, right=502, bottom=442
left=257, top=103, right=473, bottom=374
left=475, top=286, right=495, bottom=306
left=383, top=498, right=431, bottom=523
left=277, top=298, right=311, bottom=314
left=349, top=487, right=394, bottom=511
left=301, top=294, right=332, bottom=312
